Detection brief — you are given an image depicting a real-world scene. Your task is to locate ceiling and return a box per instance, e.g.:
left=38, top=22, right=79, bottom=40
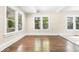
left=18, top=6, right=79, bottom=13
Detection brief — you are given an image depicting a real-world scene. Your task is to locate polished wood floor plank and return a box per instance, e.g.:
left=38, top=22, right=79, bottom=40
left=2, top=35, right=67, bottom=52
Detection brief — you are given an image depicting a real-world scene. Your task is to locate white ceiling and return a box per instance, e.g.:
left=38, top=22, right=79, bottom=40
left=19, top=6, right=79, bottom=13
left=34, top=6, right=65, bottom=12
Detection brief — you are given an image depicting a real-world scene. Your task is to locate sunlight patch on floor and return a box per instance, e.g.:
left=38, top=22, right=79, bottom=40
left=34, top=38, right=41, bottom=51
left=34, top=37, right=49, bottom=52
left=16, top=44, right=24, bottom=52
left=43, top=38, right=49, bottom=51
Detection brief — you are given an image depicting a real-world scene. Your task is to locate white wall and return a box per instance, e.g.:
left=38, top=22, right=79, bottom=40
left=57, top=11, right=79, bottom=35
left=25, top=13, right=54, bottom=35
left=0, top=6, right=5, bottom=41
left=25, top=11, right=79, bottom=35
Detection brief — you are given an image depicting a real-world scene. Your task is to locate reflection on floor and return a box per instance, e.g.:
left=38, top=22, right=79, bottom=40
left=34, top=37, right=49, bottom=51
left=2, top=35, right=67, bottom=52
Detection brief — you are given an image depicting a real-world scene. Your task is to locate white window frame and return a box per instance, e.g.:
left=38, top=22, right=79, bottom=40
left=66, top=15, right=79, bottom=31
left=33, top=16, right=50, bottom=30
left=75, top=16, right=79, bottom=30
left=17, top=12, right=23, bottom=31
left=4, top=6, right=23, bottom=35
left=34, top=17, right=41, bottom=30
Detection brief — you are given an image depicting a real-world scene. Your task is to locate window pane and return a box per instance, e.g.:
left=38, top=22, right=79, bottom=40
left=43, top=17, right=48, bottom=29
left=18, top=13, right=22, bottom=30
left=35, top=17, right=40, bottom=29
left=7, top=7, right=15, bottom=32
left=67, top=17, right=73, bottom=29
left=76, top=17, right=79, bottom=29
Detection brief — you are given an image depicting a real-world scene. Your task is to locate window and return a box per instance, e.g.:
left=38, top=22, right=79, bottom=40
left=76, top=17, right=79, bottom=29
left=34, top=16, right=49, bottom=30
left=67, top=16, right=79, bottom=30
left=43, top=17, right=48, bottom=29
left=7, top=7, right=15, bottom=33
left=18, top=13, right=22, bottom=30
left=67, top=17, right=73, bottom=29
left=35, top=17, right=40, bottom=29
left=6, top=7, right=23, bottom=34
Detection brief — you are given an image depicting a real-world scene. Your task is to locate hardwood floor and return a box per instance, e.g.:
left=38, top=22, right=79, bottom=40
left=2, top=35, right=67, bottom=52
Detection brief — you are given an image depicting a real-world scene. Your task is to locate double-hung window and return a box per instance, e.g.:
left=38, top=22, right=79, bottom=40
left=43, top=17, right=48, bottom=29
left=67, top=16, right=79, bottom=30
left=7, top=7, right=15, bottom=33
left=35, top=17, right=41, bottom=29
left=76, top=17, right=79, bottom=29
left=6, top=7, right=23, bottom=34
left=67, top=17, right=73, bottom=29
left=18, top=13, right=22, bottom=30
left=34, top=16, right=49, bottom=30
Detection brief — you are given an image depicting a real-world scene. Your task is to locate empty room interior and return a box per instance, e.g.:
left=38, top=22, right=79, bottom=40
left=0, top=6, right=79, bottom=52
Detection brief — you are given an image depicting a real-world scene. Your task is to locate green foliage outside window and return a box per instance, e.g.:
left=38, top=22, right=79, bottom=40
left=43, top=17, right=48, bottom=29
left=35, top=17, right=40, bottom=29
left=8, top=18, right=15, bottom=28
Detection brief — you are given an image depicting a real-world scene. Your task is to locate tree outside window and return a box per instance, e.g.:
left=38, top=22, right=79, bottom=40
left=43, top=17, right=48, bottom=29
left=35, top=17, right=40, bottom=29
left=34, top=17, right=49, bottom=29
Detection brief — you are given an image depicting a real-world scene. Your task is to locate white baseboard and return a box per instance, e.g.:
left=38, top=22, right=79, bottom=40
left=25, top=33, right=59, bottom=36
